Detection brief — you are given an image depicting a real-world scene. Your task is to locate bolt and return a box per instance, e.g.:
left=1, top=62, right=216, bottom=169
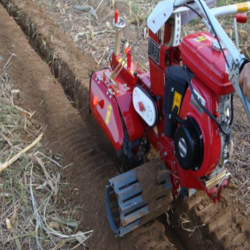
left=98, top=81, right=100, bottom=84
left=109, top=95, right=112, bottom=99
left=164, top=152, right=167, bottom=156
left=174, top=171, right=177, bottom=174
left=174, top=151, right=176, bottom=155
left=175, top=180, right=179, bottom=184
left=106, top=91, right=109, bottom=95
left=95, top=77, right=97, bottom=80
left=169, top=114, right=172, bottom=119
left=161, top=133, right=165, bottom=137
left=171, top=87, right=174, bottom=92
left=173, top=161, right=176, bottom=165
left=195, top=167, right=198, bottom=171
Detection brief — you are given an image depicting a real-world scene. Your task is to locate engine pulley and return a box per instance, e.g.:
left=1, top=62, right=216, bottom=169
left=174, top=117, right=203, bottom=171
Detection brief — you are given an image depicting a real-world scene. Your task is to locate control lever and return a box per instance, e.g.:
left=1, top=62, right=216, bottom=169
left=234, top=13, right=248, bottom=49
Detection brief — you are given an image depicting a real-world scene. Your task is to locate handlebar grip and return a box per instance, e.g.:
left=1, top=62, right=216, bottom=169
left=234, top=13, right=248, bottom=23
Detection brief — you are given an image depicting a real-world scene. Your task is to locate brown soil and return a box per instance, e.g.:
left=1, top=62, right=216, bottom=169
left=1, top=0, right=250, bottom=249
left=0, top=2, right=176, bottom=250
left=171, top=188, right=250, bottom=250
left=30, top=0, right=150, bottom=67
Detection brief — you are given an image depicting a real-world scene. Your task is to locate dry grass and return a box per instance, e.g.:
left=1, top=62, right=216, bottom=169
left=33, top=0, right=250, bottom=66
left=227, top=97, right=250, bottom=211
left=0, top=57, right=92, bottom=249
left=34, top=0, right=157, bottom=66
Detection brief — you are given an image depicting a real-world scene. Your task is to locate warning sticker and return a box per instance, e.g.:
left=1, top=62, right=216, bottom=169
left=191, top=89, right=206, bottom=114
left=105, top=105, right=112, bottom=125
left=237, top=3, right=248, bottom=12
left=172, top=91, right=182, bottom=114
left=194, top=35, right=207, bottom=43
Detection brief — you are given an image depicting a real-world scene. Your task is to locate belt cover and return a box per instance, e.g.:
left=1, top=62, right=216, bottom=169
left=164, top=65, right=187, bottom=138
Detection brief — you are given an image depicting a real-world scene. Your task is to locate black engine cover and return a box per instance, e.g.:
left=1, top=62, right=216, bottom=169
left=174, top=117, right=203, bottom=171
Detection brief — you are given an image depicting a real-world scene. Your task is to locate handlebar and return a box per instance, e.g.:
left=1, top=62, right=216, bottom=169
left=147, top=0, right=250, bottom=122
left=174, top=2, right=250, bottom=19
left=192, top=0, right=250, bottom=122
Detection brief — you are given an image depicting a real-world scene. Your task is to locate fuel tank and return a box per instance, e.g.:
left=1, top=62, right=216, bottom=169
left=180, top=32, right=234, bottom=95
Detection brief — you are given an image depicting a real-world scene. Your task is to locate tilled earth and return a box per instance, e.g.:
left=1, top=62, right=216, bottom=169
left=0, top=2, right=175, bottom=250
left=0, top=0, right=250, bottom=249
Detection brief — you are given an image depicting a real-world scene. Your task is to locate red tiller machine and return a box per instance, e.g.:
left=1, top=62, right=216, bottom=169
left=89, top=0, right=250, bottom=236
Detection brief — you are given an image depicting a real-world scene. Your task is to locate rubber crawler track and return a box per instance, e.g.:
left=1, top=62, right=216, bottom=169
left=1, top=0, right=250, bottom=249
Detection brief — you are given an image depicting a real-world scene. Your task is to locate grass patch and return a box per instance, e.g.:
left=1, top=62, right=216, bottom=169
left=0, top=57, right=92, bottom=249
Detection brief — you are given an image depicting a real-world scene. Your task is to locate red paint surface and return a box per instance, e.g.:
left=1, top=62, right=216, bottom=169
left=127, top=50, right=132, bottom=70
left=180, top=32, right=234, bottom=95
left=138, top=101, right=144, bottom=111
left=90, top=72, right=124, bottom=151
left=90, top=29, right=232, bottom=202
left=234, top=13, right=248, bottom=23
left=115, top=10, right=118, bottom=24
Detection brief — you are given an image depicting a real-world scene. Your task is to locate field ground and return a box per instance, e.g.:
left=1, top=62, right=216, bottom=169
left=0, top=0, right=250, bottom=249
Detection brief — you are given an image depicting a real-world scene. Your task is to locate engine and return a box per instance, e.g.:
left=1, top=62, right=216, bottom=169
left=177, top=32, right=234, bottom=178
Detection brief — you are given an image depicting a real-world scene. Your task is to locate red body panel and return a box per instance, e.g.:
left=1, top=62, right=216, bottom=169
left=180, top=32, right=234, bottom=95
left=179, top=77, right=221, bottom=177
left=149, top=60, right=165, bottom=96
left=116, top=93, right=144, bottom=141
left=90, top=72, right=124, bottom=151
left=90, top=69, right=144, bottom=149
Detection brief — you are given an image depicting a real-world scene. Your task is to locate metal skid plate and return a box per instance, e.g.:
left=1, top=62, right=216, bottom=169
left=105, top=161, right=172, bottom=236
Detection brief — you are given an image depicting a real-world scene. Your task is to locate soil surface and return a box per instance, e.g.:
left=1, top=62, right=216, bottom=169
left=1, top=0, right=250, bottom=249
left=0, top=3, right=176, bottom=250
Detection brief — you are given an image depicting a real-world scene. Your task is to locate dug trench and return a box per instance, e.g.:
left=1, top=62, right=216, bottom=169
left=0, top=0, right=250, bottom=249
left=0, top=1, right=180, bottom=250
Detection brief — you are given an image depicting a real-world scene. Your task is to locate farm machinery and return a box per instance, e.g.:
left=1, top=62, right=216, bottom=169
left=89, top=0, right=250, bottom=236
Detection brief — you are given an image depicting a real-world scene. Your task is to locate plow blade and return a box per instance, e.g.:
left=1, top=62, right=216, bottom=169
left=105, top=161, right=173, bottom=236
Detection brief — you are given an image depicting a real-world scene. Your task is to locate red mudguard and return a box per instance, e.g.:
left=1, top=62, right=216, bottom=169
left=90, top=72, right=124, bottom=151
